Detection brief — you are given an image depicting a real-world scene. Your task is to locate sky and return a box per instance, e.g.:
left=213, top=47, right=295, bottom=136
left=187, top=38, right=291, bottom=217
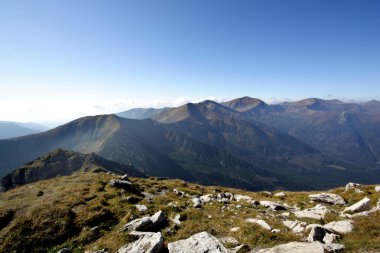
left=0, top=0, right=379, bottom=125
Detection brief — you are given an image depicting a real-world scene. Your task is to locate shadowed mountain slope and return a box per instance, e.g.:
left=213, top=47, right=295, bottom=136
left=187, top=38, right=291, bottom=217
left=0, top=148, right=145, bottom=191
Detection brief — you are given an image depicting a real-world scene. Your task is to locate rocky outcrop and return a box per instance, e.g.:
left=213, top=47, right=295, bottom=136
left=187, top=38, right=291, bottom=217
left=344, top=197, right=371, bottom=213
left=168, top=231, right=228, bottom=253
left=256, top=242, right=325, bottom=253
left=117, top=231, right=163, bottom=253
left=308, top=193, right=346, bottom=205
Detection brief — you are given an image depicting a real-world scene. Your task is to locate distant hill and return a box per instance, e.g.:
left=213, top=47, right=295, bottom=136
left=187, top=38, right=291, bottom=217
left=0, top=148, right=145, bottom=191
left=0, top=121, right=47, bottom=139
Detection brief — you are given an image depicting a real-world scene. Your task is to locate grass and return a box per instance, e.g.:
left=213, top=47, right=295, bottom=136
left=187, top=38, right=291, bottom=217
left=0, top=173, right=379, bottom=252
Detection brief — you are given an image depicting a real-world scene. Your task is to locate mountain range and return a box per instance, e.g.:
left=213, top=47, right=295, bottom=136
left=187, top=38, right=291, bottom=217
left=0, top=97, right=379, bottom=191
left=0, top=121, right=47, bottom=139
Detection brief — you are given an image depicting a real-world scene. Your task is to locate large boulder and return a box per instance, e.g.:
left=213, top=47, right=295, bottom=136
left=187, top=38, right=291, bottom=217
left=168, top=231, right=229, bottom=253
left=323, top=220, right=353, bottom=234
left=345, top=182, right=361, bottom=191
left=344, top=197, right=371, bottom=213
left=308, top=193, right=346, bottom=205
left=256, top=242, right=324, bottom=253
left=117, top=231, right=163, bottom=253
left=294, top=204, right=329, bottom=220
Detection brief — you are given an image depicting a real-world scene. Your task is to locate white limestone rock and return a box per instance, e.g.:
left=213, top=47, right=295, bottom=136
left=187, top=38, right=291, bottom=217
left=260, top=200, right=287, bottom=211
left=345, top=182, right=361, bottom=191
left=344, top=197, right=371, bottom=213
left=323, top=220, right=353, bottom=234
left=168, top=231, right=229, bottom=253
left=117, top=231, right=163, bottom=253
left=308, top=193, right=346, bottom=205
left=246, top=218, right=272, bottom=230
left=294, top=204, right=329, bottom=220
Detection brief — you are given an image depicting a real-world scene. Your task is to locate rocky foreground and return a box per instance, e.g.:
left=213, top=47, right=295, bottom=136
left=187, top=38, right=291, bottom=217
left=1, top=173, right=380, bottom=253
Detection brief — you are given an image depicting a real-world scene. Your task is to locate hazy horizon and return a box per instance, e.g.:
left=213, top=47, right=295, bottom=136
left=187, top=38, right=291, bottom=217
left=1, top=0, right=379, bottom=123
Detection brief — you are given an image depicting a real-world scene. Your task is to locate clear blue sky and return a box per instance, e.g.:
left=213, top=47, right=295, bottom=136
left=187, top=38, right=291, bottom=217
left=0, top=0, right=379, bottom=123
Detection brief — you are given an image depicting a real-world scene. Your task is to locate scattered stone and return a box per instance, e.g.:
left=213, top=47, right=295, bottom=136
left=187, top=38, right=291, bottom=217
left=109, top=179, right=141, bottom=194
left=168, top=231, right=228, bottom=253
left=260, top=200, right=287, bottom=211
left=345, top=182, right=361, bottom=191
left=117, top=231, right=163, bottom=253
left=218, top=236, right=239, bottom=246
left=57, top=249, right=71, bottom=253
left=262, top=191, right=273, bottom=196
left=344, top=197, right=371, bottom=213
left=200, top=194, right=214, bottom=203
left=375, top=186, right=380, bottom=193
left=323, top=220, right=353, bottom=234
left=173, top=189, right=185, bottom=197
left=229, top=244, right=250, bottom=253
left=274, top=192, right=286, bottom=197
left=192, top=197, right=202, bottom=208
left=230, top=227, right=240, bottom=232
left=281, top=212, right=290, bottom=217
left=294, top=204, right=329, bottom=220
left=308, top=193, right=346, bottom=205
left=124, top=211, right=167, bottom=232
left=256, top=241, right=324, bottom=253
left=323, top=233, right=340, bottom=245
left=271, top=229, right=281, bottom=233
left=246, top=218, right=272, bottom=230
left=171, top=214, right=182, bottom=225
left=135, top=204, right=148, bottom=213
left=355, top=188, right=365, bottom=194
left=234, top=194, right=253, bottom=202
left=120, top=174, right=129, bottom=180
left=283, top=220, right=307, bottom=233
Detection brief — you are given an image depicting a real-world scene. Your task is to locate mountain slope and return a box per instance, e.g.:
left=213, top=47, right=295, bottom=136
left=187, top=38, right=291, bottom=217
left=0, top=122, right=41, bottom=139
left=0, top=148, right=145, bottom=191
left=0, top=115, right=279, bottom=191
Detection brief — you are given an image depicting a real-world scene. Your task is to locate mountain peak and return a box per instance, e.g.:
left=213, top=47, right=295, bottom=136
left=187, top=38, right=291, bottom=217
left=222, top=96, right=267, bottom=112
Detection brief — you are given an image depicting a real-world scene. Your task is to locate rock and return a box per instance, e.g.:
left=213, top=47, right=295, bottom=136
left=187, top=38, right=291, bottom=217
left=229, top=244, right=250, bottom=253
left=274, top=192, right=286, bottom=197
left=117, top=231, right=163, bottom=253
left=271, top=229, right=281, bottom=233
left=308, top=193, right=346, bottom=205
left=124, top=210, right=167, bottom=232
left=345, top=182, right=361, bottom=191
left=57, top=249, right=71, bottom=253
left=323, top=243, right=345, bottom=252
left=283, top=220, right=307, bottom=233
left=246, top=218, right=271, bottom=230
left=168, top=231, right=229, bottom=253
left=192, top=197, right=202, bottom=208
left=294, top=204, right=329, bottom=220
left=85, top=250, right=108, bottom=253
left=200, top=194, right=214, bottom=203
left=120, top=174, right=129, bottom=180
left=218, top=236, right=239, bottom=246
left=375, top=186, right=380, bottom=193
left=230, top=227, right=240, bottom=232
left=256, top=242, right=324, bottom=253
left=135, top=204, right=148, bottom=213
left=323, top=220, right=353, bottom=234
left=355, top=188, right=365, bottom=194
left=234, top=194, right=253, bottom=202
left=323, top=233, right=340, bottom=245
left=344, top=197, right=371, bottom=213
left=216, top=193, right=231, bottom=203
left=262, top=191, right=273, bottom=196
left=173, top=189, right=185, bottom=197
left=109, top=179, right=140, bottom=194
left=259, top=200, right=287, bottom=211
left=171, top=214, right=182, bottom=225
